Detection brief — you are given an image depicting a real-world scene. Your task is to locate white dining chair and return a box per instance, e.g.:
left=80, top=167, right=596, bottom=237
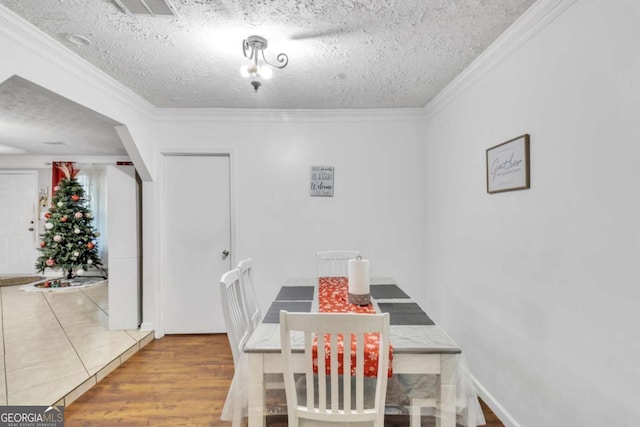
left=279, top=310, right=391, bottom=427
left=316, top=250, right=359, bottom=278
left=219, top=268, right=251, bottom=366
left=237, top=258, right=261, bottom=333
left=237, top=258, right=287, bottom=413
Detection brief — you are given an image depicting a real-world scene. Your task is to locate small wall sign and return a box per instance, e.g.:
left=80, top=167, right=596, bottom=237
left=310, top=166, right=334, bottom=197
left=486, top=134, right=530, bottom=194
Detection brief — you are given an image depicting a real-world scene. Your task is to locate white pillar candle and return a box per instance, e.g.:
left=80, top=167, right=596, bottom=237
left=348, top=258, right=370, bottom=295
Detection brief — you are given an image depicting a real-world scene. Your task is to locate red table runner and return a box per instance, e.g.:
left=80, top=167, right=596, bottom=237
left=313, top=276, right=393, bottom=377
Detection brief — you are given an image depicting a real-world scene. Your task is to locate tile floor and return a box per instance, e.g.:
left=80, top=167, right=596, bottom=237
left=0, top=281, right=153, bottom=406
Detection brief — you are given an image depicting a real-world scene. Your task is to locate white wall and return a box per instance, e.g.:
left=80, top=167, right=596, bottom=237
left=107, top=165, right=141, bottom=330
left=423, top=1, right=640, bottom=425
left=153, top=111, right=428, bottom=313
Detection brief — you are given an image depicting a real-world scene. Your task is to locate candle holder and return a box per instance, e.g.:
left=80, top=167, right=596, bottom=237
left=348, top=292, right=371, bottom=306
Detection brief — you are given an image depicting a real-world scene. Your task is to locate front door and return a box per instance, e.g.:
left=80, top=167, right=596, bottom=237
left=163, top=154, right=231, bottom=333
left=0, top=170, right=38, bottom=274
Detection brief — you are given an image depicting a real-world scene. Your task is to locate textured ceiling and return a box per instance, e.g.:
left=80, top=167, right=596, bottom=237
left=0, top=0, right=536, bottom=109
left=0, top=76, right=126, bottom=155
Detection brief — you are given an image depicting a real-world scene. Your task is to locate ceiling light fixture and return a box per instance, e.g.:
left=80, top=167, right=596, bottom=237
left=240, top=35, right=288, bottom=93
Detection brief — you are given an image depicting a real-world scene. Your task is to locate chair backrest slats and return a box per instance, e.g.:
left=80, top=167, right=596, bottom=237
left=280, top=311, right=390, bottom=426
left=304, top=330, right=314, bottom=412
left=356, top=332, right=365, bottom=411
left=219, top=268, right=250, bottom=366
left=343, top=334, right=351, bottom=411
left=317, top=332, right=327, bottom=411
left=330, top=333, right=339, bottom=411
left=237, top=258, right=261, bottom=332
left=316, top=250, right=359, bottom=278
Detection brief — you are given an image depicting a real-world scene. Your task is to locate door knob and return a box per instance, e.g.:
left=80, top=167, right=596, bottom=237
left=222, top=250, right=230, bottom=259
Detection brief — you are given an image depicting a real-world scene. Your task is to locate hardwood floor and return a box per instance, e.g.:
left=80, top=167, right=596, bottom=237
left=65, top=334, right=504, bottom=427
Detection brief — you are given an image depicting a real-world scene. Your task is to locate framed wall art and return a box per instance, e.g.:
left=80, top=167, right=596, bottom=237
left=310, top=166, right=334, bottom=197
left=486, top=134, right=530, bottom=194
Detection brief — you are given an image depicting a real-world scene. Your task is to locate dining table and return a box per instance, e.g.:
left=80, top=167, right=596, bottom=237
left=224, top=277, right=483, bottom=427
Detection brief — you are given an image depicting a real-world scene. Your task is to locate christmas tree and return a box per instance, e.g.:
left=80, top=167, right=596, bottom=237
left=36, top=163, right=102, bottom=279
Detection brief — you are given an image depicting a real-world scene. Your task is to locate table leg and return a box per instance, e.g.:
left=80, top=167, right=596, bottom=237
left=247, top=353, right=265, bottom=427
left=437, top=354, right=456, bottom=427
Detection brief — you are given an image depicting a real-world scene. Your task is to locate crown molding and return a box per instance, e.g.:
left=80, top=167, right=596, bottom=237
left=0, top=155, right=131, bottom=169
left=153, top=107, right=428, bottom=123
left=0, top=4, right=155, bottom=120
left=424, top=0, right=579, bottom=118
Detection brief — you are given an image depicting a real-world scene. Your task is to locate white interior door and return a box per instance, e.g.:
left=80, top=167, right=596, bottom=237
left=163, top=155, right=231, bottom=333
left=0, top=171, right=38, bottom=275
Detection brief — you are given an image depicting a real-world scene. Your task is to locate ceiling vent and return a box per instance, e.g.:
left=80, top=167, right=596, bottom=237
left=112, top=0, right=177, bottom=17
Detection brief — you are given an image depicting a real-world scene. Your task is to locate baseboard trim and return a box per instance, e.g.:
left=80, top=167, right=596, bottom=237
left=469, top=372, right=522, bottom=427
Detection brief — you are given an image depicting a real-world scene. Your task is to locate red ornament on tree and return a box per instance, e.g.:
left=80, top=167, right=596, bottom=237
left=60, top=216, right=68, bottom=222
left=45, top=259, right=55, bottom=267
left=44, top=212, right=52, bottom=219
left=87, top=242, right=95, bottom=249
left=40, top=241, right=46, bottom=248
left=71, top=194, right=80, bottom=201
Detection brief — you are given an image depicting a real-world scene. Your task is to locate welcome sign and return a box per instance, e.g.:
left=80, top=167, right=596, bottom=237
left=310, top=166, right=334, bottom=197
